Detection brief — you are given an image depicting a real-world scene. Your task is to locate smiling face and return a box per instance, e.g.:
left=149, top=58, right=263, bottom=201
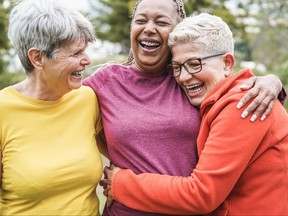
left=131, top=0, right=180, bottom=73
left=172, top=43, right=233, bottom=107
left=41, top=38, right=91, bottom=96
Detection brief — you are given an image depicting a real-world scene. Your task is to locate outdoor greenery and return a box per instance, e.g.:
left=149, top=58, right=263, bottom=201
left=0, top=0, right=287, bottom=110
left=0, top=0, right=9, bottom=75
left=89, top=0, right=288, bottom=111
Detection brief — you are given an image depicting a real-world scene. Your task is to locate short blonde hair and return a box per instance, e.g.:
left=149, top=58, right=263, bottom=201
left=168, top=13, right=234, bottom=55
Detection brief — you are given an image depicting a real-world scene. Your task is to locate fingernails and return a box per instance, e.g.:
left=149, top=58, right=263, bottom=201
left=241, top=110, right=248, bottom=118
left=239, top=85, right=247, bottom=89
left=250, top=114, right=257, bottom=122
left=261, top=115, right=266, bottom=121
left=237, top=101, right=244, bottom=109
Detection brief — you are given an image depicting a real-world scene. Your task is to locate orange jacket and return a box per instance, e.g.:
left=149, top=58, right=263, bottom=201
left=111, top=69, right=288, bottom=215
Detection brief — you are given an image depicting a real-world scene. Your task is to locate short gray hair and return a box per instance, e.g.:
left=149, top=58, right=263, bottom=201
left=8, top=0, right=96, bottom=72
left=168, top=13, right=234, bottom=55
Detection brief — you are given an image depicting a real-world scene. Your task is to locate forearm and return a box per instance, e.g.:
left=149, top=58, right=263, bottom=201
left=112, top=169, right=220, bottom=215
left=96, top=129, right=109, bottom=158
left=111, top=102, right=270, bottom=214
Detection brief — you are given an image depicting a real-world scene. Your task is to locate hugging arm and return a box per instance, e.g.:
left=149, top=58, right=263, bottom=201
left=238, top=74, right=285, bottom=121
left=96, top=129, right=109, bottom=158
left=101, top=102, right=271, bottom=214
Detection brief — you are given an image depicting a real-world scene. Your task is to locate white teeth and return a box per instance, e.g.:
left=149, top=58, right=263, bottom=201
left=186, top=83, right=202, bottom=89
left=140, top=41, right=160, bottom=46
left=72, top=71, right=83, bottom=77
left=186, top=84, right=203, bottom=93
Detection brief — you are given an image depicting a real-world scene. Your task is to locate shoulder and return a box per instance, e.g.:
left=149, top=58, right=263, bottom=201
left=67, top=86, right=96, bottom=103
left=0, top=86, right=17, bottom=108
left=83, top=62, right=129, bottom=91
left=0, top=86, right=12, bottom=97
left=66, top=86, right=100, bottom=115
left=85, top=62, right=127, bottom=82
left=0, top=87, right=11, bottom=113
left=201, top=70, right=256, bottom=121
left=203, top=69, right=254, bottom=109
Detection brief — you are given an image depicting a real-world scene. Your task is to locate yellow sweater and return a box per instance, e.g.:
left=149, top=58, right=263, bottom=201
left=0, top=86, right=102, bottom=215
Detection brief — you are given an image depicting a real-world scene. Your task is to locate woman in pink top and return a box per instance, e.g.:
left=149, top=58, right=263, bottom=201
left=87, top=0, right=286, bottom=215
left=101, top=13, right=288, bottom=215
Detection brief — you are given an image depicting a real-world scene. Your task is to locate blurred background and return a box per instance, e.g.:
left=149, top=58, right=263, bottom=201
left=0, top=0, right=287, bottom=110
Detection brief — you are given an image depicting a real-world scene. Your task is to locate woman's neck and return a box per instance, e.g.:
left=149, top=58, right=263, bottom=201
left=13, top=79, right=65, bottom=101
left=132, top=63, right=167, bottom=75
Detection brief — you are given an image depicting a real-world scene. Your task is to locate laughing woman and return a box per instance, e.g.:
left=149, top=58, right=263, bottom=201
left=0, top=0, right=102, bottom=215
left=102, top=13, right=288, bottom=215
left=84, top=0, right=286, bottom=215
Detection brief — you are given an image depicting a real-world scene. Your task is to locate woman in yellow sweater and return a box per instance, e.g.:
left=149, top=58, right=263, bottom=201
left=0, top=0, right=102, bottom=215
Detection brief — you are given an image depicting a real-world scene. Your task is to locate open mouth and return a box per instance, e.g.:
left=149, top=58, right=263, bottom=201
left=71, top=71, right=83, bottom=78
left=140, top=41, right=160, bottom=50
left=186, top=83, right=204, bottom=94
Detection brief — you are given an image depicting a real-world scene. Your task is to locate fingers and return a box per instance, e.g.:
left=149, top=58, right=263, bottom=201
left=100, top=165, right=115, bottom=207
left=260, top=100, right=275, bottom=121
left=239, top=91, right=276, bottom=122
left=100, top=166, right=112, bottom=190
left=239, top=76, right=256, bottom=90
left=237, top=88, right=259, bottom=110
left=102, top=184, right=114, bottom=207
left=244, top=97, right=267, bottom=122
left=240, top=91, right=265, bottom=120
left=103, top=166, right=112, bottom=178
left=106, top=194, right=114, bottom=208
left=99, top=179, right=108, bottom=188
left=237, top=74, right=280, bottom=122
left=103, top=185, right=110, bottom=197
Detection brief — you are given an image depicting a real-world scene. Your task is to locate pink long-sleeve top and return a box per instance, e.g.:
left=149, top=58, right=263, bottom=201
left=111, top=69, right=288, bottom=215
left=83, top=63, right=201, bottom=215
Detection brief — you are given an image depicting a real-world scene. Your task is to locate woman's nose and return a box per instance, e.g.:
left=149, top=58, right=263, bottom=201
left=144, top=21, right=156, bottom=34
left=178, top=67, right=192, bottom=82
left=81, top=52, right=91, bottom=65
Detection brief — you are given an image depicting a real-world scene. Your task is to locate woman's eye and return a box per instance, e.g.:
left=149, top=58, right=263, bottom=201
left=135, top=19, right=146, bottom=24
left=187, top=62, right=201, bottom=69
left=157, top=21, right=169, bottom=26
left=172, top=64, right=180, bottom=71
left=72, top=51, right=82, bottom=57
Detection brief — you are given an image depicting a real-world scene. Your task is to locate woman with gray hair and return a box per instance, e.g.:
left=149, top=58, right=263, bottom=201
left=101, top=13, right=288, bottom=215
left=0, top=0, right=102, bottom=215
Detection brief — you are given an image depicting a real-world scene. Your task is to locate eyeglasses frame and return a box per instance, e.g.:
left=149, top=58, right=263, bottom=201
left=170, top=53, right=225, bottom=77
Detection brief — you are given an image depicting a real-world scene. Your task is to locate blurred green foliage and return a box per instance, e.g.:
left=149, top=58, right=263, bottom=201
left=0, top=71, right=25, bottom=89
left=1, top=0, right=287, bottom=110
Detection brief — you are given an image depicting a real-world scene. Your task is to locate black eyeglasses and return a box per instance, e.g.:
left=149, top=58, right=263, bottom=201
left=169, top=53, right=225, bottom=77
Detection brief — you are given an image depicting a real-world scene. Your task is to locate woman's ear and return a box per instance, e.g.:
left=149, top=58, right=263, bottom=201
left=28, top=48, right=43, bottom=69
left=223, top=53, right=235, bottom=77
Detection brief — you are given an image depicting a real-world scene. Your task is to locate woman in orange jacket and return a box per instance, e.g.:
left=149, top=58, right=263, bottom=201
left=101, top=13, right=288, bottom=215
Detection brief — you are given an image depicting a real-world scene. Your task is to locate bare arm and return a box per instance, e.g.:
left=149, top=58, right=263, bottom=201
left=237, top=74, right=283, bottom=122
left=96, top=129, right=109, bottom=158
